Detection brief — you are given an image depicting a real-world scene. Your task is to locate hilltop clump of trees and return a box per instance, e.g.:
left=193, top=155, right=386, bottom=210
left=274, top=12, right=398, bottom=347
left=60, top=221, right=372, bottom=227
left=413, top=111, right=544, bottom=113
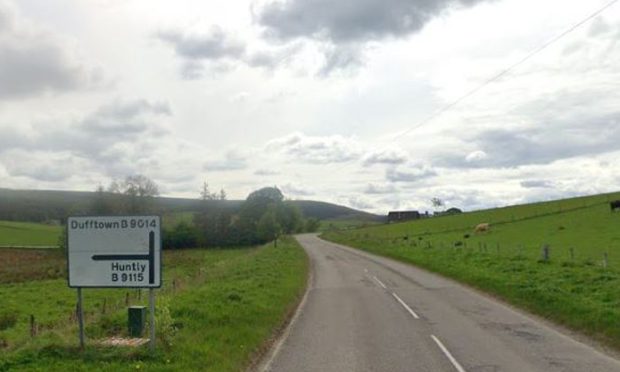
left=163, top=184, right=320, bottom=249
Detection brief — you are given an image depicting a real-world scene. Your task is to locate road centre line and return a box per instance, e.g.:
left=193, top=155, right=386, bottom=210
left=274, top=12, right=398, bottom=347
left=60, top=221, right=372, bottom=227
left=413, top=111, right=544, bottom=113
left=373, top=275, right=387, bottom=289
left=431, top=334, right=467, bottom=372
left=391, top=292, right=420, bottom=319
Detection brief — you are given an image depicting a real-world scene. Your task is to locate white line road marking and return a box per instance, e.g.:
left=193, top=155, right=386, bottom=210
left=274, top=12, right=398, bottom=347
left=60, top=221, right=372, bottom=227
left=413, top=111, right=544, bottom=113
left=431, top=334, right=466, bottom=372
left=373, top=275, right=387, bottom=289
left=391, top=292, right=420, bottom=319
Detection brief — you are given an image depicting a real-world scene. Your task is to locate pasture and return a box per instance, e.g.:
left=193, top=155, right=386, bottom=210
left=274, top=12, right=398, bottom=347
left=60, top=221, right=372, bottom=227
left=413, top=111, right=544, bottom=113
left=0, top=221, right=62, bottom=247
left=319, top=218, right=381, bottom=232
left=0, top=237, right=308, bottom=371
left=323, top=191, right=620, bottom=349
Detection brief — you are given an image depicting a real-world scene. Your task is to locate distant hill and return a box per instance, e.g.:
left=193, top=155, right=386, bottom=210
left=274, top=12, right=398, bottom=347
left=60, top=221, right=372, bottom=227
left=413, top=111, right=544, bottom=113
left=0, top=188, right=381, bottom=223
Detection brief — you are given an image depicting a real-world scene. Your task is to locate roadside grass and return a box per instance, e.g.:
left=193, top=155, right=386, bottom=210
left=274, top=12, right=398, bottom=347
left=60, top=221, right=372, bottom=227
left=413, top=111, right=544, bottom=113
left=323, top=191, right=620, bottom=349
left=0, top=221, right=62, bottom=247
left=0, top=236, right=308, bottom=371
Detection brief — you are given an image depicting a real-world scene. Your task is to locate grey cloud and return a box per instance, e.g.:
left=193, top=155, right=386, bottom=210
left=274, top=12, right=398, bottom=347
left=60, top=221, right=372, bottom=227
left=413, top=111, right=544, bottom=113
left=157, top=28, right=245, bottom=60
left=204, top=151, right=248, bottom=171
left=256, top=0, right=487, bottom=43
left=520, top=180, right=554, bottom=189
left=266, top=132, right=362, bottom=164
left=254, top=0, right=490, bottom=73
left=386, top=165, right=436, bottom=183
left=588, top=17, right=612, bottom=37
left=363, top=183, right=396, bottom=194
left=156, top=27, right=246, bottom=79
left=0, top=99, right=172, bottom=179
left=344, top=195, right=374, bottom=210
left=2, top=149, right=80, bottom=182
left=319, top=44, right=365, bottom=75
left=180, top=61, right=205, bottom=80
left=0, top=2, right=105, bottom=99
left=94, top=99, right=171, bottom=119
left=363, top=148, right=408, bottom=167
left=157, top=26, right=301, bottom=76
left=438, top=108, right=620, bottom=169
left=254, top=169, right=280, bottom=176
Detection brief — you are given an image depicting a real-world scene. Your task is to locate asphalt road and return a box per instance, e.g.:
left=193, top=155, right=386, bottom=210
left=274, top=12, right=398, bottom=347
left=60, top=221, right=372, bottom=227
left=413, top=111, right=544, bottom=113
left=262, top=234, right=620, bottom=372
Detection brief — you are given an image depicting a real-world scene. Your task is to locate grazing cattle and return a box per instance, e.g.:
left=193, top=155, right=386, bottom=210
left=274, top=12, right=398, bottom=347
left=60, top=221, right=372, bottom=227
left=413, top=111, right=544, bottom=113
left=610, top=200, right=620, bottom=212
left=474, top=223, right=490, bottom=233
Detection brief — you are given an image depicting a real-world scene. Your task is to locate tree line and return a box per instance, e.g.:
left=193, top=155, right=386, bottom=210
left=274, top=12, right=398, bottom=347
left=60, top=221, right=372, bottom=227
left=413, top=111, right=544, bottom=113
left=165, top=184, right=320, bottom=249
left=85, top=175, right=319, bottom=249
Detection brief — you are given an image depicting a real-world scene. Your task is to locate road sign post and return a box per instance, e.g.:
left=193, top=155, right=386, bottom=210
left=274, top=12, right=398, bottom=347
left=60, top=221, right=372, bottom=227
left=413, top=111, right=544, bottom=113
left=77, top=287, right=85, bottom=349
left=67, top=216, right=162, bottom=349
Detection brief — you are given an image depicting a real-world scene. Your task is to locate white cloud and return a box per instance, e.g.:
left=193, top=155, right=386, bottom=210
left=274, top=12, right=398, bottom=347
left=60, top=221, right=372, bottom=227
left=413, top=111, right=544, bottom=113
left=280, top=183, right=314, bottom=197
left=465, top=150, right=487, bottom=163
left=204, top=150, right=249, bottom=171
left=266, top=132, right=363, bottom=164
left=362, top=148, right=408, bottom=166
left=0, top=0, right=106, bottom=99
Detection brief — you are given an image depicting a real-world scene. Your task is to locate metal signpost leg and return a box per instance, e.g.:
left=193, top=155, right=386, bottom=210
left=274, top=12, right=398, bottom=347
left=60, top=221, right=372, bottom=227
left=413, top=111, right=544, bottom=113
left=77, top=287, right=85, bottom=349
left=149, top=288, right=155, bottom=352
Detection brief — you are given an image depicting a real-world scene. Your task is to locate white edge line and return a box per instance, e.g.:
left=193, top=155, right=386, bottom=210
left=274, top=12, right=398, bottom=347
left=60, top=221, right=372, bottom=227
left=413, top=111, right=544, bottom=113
left=257, top=248, right=314, bottom=372
left=373, top=275, right=387, bottom=289
left=391, top=292, right=420, bottom=319
left=431, top=334, right=466, bottom=372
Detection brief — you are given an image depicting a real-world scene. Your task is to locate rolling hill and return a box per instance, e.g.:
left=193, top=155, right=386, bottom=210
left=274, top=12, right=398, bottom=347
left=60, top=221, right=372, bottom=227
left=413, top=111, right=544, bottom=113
left=0, top=187, right=381, bottom=223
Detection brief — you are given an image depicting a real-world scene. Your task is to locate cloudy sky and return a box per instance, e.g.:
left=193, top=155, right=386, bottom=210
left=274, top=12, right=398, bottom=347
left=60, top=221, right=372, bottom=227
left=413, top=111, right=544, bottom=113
left=1, top=0, right=619, bottom=214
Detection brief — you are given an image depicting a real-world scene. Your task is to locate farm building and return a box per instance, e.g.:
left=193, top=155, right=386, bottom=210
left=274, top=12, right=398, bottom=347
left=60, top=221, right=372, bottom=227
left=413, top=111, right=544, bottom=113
left=387, top=211, right=421, bottom=223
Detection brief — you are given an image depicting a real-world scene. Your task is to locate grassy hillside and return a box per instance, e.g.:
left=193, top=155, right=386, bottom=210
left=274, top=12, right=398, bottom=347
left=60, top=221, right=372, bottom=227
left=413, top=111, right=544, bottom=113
left=323, top=191, right=620, bottom=349
left=0, top=237, right=308, bottom=371
left=0, top=188, right=378, bottom=223
left=0, top=221, right=62, bottom=247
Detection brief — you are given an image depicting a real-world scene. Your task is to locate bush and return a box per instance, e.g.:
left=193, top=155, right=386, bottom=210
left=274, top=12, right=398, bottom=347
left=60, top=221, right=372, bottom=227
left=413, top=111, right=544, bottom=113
left=163, top=222, right=199, bottom=249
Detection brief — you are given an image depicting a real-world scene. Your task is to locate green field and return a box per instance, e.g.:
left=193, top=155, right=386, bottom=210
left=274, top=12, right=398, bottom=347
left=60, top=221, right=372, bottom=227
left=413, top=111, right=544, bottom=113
left=323, top=191, right=620, bottom=349
left=319, top=218, right=381, bottom=232
left=0, top=237, right=308, bottom=371
left=0, top=221, right=62, bottom=247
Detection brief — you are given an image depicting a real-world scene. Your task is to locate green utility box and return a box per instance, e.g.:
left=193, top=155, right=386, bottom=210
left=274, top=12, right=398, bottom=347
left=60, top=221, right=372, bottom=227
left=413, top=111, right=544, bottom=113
left=128, top=306, right=147, bottom=337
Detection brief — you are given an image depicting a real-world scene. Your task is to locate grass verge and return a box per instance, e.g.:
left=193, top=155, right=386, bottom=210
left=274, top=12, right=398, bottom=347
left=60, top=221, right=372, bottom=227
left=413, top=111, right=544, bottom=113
left=0, top=236, right=308, bottom=371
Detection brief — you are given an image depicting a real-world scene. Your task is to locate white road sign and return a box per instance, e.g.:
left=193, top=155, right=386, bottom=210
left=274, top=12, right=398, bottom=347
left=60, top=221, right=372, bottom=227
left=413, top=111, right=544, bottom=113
left=67, top=216, right=161, bottom=288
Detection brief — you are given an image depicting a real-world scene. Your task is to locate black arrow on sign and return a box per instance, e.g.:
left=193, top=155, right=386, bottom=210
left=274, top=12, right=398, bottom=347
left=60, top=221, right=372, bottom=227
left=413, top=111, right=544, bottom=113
left=92, top=231, right=156, bottom=284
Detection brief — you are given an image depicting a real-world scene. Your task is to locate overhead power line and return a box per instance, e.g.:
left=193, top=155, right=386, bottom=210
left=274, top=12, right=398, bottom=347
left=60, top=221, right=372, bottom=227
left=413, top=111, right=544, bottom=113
left=391, top=0, right=619, bottom=140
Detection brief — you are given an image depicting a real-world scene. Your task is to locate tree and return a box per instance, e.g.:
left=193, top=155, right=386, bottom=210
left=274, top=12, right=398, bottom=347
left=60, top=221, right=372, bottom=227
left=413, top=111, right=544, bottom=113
left=431, top=197, right=444, bottom=213
left=246, top=186, right=283, bottom=203
left=257, top=207, right=282, bottom=247
left=105, top=175, right=160, bottom=214
left=277, top=201, right=303, bottom=234
left=218, top=188, right=227, bottom=201
left=304, top=218, right=321, bottom=232
left=163, top=221, right=198, bottom=249
left=200, top=181, right=217, bottom=201
left=90, top=184, right=119, bottom=215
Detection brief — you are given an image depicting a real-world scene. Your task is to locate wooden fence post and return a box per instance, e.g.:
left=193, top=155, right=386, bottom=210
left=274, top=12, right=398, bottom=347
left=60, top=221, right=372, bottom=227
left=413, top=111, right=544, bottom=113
left=541, top=244, right=550, bottom=262
left=30, top=315, right=37, bottom=337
